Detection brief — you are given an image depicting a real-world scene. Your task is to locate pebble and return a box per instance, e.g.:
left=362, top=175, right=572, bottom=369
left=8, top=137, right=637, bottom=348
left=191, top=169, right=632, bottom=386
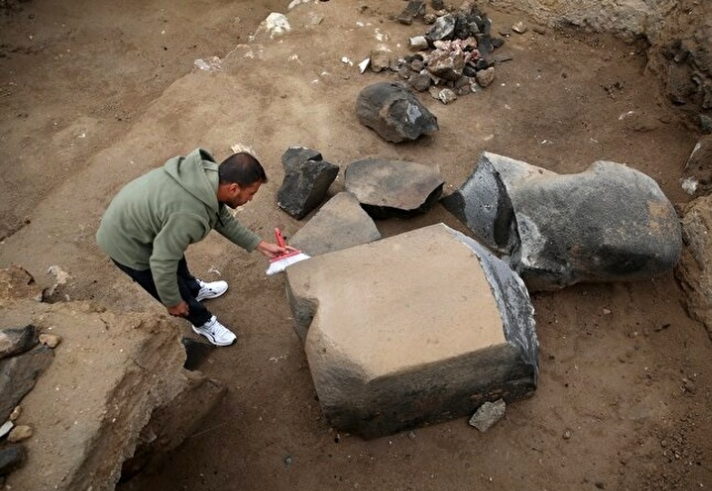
left=8, top=425, right=32, bottom=443
left=563, top=429, right=572, bottom=440
left=438, top=88, right=458, bottom=104
left=39, top=333, right=62, bottom=348
left=602, top=308, right=612, bottom=315
left=9, top=406, right=21, bottom=422
left=475, top=67, right=495, bottom=87
left=512, top=21, right=528, bottom=34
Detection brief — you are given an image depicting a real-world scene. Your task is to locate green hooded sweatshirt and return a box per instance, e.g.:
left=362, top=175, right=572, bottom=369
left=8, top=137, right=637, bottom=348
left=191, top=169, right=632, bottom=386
left=96, top=148, right=261, bottom=307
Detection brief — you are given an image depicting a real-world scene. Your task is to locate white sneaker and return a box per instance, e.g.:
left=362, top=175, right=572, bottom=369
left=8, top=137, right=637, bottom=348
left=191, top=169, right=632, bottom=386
left=195, top=279, right=228, bottom=302
left=192, top=316, right=236, bottom=346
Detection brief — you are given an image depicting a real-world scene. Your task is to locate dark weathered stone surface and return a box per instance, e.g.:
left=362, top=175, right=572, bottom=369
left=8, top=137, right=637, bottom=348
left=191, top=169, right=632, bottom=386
left=0, top=345, right=53, bottom=422
left=277, top=147, right=339, bottom=220
left=0, top=445, right=25, bottom=476
left=281, top=146, right=322, bottom=174
left=355, top=82, right=439, bottom=143
left=444, top=152, right=682, bottom=291
left=344, top=158, right=444, bottom=219
left=441, top=157, right=517, bottom=253
left=285, top=223, right=537, bottom=439
left=290, top=192, right=381, bottom=257
left=0, top=326, right=39, bottom=360
left=428, top=14, right=456, bottom=41
left=396, top=0, right=425, bottom=25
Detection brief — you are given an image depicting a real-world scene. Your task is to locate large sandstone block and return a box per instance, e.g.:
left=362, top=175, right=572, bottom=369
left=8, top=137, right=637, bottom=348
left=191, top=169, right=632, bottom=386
left=285, top=223, right=538, bottom=439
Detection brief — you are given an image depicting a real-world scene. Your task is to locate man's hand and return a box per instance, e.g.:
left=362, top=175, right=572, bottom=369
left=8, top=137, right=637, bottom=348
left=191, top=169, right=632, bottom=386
left=167, top=300, right=189, bottom=317
left=256, top=240, right=289, bottom=259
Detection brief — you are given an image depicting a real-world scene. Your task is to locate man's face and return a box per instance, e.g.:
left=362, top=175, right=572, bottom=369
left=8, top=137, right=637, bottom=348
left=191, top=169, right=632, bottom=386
left=225, top=181, right=262, bottom=208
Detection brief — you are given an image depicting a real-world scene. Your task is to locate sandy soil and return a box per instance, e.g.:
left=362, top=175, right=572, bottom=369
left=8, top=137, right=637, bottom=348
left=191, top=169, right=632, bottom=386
left=1, top=1, right=711, bottom=490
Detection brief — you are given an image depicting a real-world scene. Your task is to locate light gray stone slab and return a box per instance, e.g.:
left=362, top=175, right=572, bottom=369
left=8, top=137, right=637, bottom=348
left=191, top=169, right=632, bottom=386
left=290, top=192, right=381, bottom=257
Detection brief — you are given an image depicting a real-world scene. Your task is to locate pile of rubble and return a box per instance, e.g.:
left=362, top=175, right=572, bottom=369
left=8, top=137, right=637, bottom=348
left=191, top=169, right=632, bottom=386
left=363, top=0, right=513, bottom=104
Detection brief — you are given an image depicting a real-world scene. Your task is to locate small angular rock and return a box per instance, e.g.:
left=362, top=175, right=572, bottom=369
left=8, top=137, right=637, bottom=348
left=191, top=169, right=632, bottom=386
left=370, top=46, right=391, bottom=73
left=39, top=333, right=61, bottom=349
left=428, top=14, right=456, bottom=41
left=396, top=0, right=425, bottom=25
left=8, top=425, right=32, bottom=443
left=277, top=147, right=339, bottom=220
left=476, top=66, right=495, bottom=87
left=428, top=48, right=465, bottom=80
left=469, top=399, right=506, bottom=432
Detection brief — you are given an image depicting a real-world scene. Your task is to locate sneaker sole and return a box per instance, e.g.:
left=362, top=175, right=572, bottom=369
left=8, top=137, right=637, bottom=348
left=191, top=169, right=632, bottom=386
left=191, top=326, right=236, bottom=347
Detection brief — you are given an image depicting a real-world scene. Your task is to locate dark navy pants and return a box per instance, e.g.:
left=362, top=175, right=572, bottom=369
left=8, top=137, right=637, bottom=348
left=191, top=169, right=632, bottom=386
left=111, top=256, right=212, bottom=327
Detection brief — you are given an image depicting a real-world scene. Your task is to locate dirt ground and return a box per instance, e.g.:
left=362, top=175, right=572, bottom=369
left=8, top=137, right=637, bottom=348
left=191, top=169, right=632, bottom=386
left=1, top=0, right=711, bottom=490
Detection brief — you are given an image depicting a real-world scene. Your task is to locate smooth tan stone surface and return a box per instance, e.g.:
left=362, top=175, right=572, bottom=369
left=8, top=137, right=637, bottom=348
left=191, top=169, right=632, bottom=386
left=286, top=223, right=537, bottom=439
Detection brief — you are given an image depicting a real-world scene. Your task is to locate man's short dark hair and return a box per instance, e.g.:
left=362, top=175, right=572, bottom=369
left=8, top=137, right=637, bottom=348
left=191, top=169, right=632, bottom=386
left=218, top=152, right=268, bottom=185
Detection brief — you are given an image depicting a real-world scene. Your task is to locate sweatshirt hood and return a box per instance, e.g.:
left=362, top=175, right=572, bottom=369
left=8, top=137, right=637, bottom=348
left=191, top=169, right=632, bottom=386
left=163, top=148, right=220, bottom=212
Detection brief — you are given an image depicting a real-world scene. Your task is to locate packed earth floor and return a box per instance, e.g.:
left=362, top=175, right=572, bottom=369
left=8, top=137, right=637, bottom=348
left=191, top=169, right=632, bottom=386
left=0, top=0, right=710, bottom=490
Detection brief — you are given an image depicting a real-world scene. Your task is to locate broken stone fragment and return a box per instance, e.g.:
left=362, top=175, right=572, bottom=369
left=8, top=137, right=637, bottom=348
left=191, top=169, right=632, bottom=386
left=284, top=223, right=538, bottom=439
left=39, top=333, right=61, bottom=349
left=409, top=72, right=432, bottom=92
left=8, top=425, right=32, bottom=443
left=0, top=326, right=39, bottom=360
left=475, top=66, right=495, bottom=87
left=469, top=399, right=506, bottom=432
left=290, top=192, right=381, bottom=257
left=512, top=21, right=528, bottom=34
left=277, top=147, right=340, bottom=220
left=396, top=0, right=425, bottom=25
left=355, top=82, right=439, bottom=143
left=443, top=152, right=683, bottom=291
left=344, top=158, right=444, bottom=219
left=427, top=14, right=456, bottom=41
left=0, top=345, right=53, bottom=423
left=428, top=48, right=466, bottom=80
left=370, top=46, right=392, bottom=72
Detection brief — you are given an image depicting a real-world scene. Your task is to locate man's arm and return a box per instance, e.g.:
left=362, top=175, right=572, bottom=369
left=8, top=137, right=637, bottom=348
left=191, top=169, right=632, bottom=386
left=215, top=208, right=288, bottom=258
left=214, top=206, right=262, bottom=251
